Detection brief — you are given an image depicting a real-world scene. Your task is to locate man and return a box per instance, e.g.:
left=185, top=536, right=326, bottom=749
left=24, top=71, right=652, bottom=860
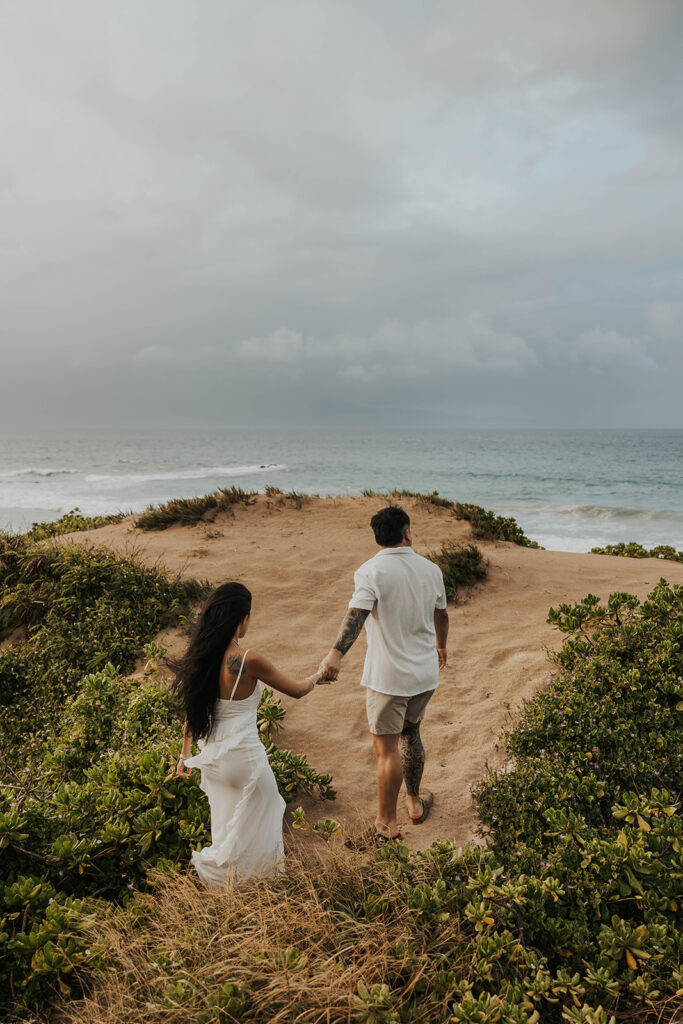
left=320, top=505, right=449, bottom=844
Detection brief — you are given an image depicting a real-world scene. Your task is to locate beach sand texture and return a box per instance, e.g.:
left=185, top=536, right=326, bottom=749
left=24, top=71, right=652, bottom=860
left=72, top=496, right=683, bottom=852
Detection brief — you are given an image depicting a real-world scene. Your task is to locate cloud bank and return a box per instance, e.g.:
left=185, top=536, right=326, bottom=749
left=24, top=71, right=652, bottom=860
left=1, top=0, right=681, bottom=427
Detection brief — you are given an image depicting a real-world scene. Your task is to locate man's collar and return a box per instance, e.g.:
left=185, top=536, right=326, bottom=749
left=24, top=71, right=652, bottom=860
left=376, top=546, right=413, bottom=555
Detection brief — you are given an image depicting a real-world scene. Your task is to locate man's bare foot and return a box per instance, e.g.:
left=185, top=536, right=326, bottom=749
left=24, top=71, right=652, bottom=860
left=345, top=821, right=402, bottom=850
left=374, top=818, right=401, bottom=839
left=406, top=792, right=433, bottom=824
left=406, top=795, right=423, bottom=821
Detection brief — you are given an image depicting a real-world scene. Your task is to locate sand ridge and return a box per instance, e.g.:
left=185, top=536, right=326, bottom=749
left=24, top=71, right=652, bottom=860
left=73, top=496, right=683, bottom=850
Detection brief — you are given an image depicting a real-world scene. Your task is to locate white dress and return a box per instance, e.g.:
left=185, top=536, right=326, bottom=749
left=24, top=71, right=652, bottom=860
left=184, top=650, right=286, bottom=889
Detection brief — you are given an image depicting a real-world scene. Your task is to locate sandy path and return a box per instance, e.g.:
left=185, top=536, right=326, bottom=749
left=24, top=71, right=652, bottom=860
left=76, top=496, right=683, bottom=851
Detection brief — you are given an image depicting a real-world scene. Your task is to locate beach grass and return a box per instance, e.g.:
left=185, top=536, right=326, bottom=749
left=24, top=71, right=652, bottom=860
left=362, top=487, right=455, bottom=509
left=62, top=850, right=470, bottom=1024
left=264, top=485, right=313, bottom=508
left=135, top=486, right=258, bottom=529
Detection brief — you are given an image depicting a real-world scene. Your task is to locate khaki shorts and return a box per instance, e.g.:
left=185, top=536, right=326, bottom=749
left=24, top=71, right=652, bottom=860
left=365, top=687, right=435, bottom=736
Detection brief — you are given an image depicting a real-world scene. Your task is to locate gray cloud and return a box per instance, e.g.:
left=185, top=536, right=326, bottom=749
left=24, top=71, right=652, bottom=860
left=1, top=0, right=681, bottom=427
left=237, top=329, right=307, bottom=363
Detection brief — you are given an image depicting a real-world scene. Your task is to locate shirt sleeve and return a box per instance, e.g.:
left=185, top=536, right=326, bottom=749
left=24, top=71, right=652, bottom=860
left=348, top=566, right=377, bottom=611
left=434, top=567, right=447, bottom=610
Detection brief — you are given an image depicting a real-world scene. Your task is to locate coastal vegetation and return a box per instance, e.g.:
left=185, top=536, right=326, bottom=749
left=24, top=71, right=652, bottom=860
left=1, top=517, right=680, bottom=1023
left=264, top=485, right=313, bottom=508
left=38, top=487, right=540, bottom=554
left=135, top=487, right=258, bottom=529
left=361, top=491, right=542, bottom=547
left=452, top=502, right=541, bottom=548
left=426, top=541, right=488, bottom=601
left=25, top=509, right=125, bottom=540
left=590, top=542, right=683, bottom=563
left=0, top=535, right=333, bottom=1020
left=135, top=486, right=317, bottom=529
left=52, top=579, right=683, bottom=1024
left=362, top=488, right=455, bottom=511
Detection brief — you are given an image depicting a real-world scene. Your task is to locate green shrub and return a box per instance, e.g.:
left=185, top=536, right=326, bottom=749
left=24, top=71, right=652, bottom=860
left=26, top=508, right=125, bottom=541
left=475, top=582, right=683, bottom=853
left=467, top=581, right=683, bottom=1017
left=590, top=541, right=683, bottom=563
left=0, top=539, right=207, bottom=747
left=426, top=541, right=488, bottom=601
left=453, top=502, right=542, bottom=547
left=0, top=662, right=334, bottom=1016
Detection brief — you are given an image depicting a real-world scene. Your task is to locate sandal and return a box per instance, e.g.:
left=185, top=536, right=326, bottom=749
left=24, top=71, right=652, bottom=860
left=410, top=791, right=434, bottom=825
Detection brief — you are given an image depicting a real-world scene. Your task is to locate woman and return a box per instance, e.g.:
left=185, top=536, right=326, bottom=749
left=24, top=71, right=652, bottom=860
left=174, top=582, right=321, bottom=889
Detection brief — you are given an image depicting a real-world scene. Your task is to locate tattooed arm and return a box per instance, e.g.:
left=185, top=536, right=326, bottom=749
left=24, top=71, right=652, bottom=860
left=334, top=607, right=370, bottom=654
left=319, top=607, right=370, bottom=681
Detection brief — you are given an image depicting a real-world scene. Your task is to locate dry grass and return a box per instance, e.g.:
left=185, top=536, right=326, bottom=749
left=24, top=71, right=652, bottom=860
left=616, top=996, right=683, bottom=1024
left=264, top=486, right=313, bottom=509
left=360, top=489, right=454, bottom=511
left=63, top=849, right=467, bottom=1024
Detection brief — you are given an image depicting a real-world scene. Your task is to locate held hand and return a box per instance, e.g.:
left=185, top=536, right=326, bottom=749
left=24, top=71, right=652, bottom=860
left=304, top=670, right=323, bottom=693
left=319, top=649, right=342, bottom=682
left=176, top=758, right=192, bottom=778
left=437, top=648, right=447, bottom=670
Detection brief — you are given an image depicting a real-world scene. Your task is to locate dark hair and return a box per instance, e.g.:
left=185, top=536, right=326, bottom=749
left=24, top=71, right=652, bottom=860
left=370, top=505, right=410, bottom=546
left=172, top=582, right=252, bottom=740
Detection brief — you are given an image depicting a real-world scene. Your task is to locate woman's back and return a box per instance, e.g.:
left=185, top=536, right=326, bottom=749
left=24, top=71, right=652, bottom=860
left=218, top=647, right=259, bottom=702
left=183, top=646, right=284, bottom=887
left=206, top=650, right=263, bottom=750
left=175, top=581, right=320, bottom=889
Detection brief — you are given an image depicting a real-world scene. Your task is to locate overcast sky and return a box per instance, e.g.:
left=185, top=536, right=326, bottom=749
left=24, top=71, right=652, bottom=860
left=2, top=0, right=682, bottom=429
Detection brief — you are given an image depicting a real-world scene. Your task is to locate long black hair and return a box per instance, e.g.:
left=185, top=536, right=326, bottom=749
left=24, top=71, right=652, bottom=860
left=173, top=582, right=252, bottom=740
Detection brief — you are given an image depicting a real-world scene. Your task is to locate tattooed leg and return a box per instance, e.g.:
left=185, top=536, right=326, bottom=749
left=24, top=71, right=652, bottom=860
left=399, top=721, right=426, bottom=819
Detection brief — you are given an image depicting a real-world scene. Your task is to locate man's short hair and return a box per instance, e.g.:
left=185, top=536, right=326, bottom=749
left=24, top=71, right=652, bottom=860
left=370, top=505, right=410, bottom=547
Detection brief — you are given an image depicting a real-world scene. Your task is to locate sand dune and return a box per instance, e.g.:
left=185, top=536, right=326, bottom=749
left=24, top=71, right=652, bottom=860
left=74, top=496, right=683, bottom=851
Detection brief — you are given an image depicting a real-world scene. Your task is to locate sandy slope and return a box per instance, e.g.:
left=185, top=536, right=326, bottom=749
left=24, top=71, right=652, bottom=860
left=73, top=496, right=683, bottom=851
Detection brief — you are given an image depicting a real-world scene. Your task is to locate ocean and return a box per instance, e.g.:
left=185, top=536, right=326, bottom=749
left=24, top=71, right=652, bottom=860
left=0, top=428, right=681, bottom=553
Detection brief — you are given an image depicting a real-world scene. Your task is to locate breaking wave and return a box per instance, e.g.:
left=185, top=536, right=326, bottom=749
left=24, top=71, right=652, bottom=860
left=0, top=467, right=79, bottom=479
left=85, top=463, right=287, bottom=485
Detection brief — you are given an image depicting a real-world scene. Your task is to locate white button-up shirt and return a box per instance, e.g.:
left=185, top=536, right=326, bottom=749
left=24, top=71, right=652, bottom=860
left=349, top=546, right=447, bottom=696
